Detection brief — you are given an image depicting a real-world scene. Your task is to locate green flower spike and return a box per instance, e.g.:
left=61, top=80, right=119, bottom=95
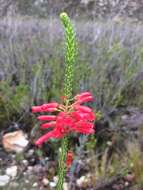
left=56, top=12, right=76, bottom=190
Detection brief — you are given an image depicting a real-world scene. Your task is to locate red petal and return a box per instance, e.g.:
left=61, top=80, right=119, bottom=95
left=41, top=103, right=58, bottom=112
left=32, top=106, right=42, bottom=112
left=42, top=103, right=58, bottom=108
left=71, top=111, right=95, bottom=121
left=71, top=111, right=82, bottom=120
left=35, top=131, right=54, bottom=145
left=32, top=103, right=58, bottom=112
left=74, top=92, right=92, bottom=100
left=42, top=107, right=57, bottom=112
left=74, top=105, right=92, bottom=113
left=85, top=112, right=96, bottom=121
left=72, top=121, right=95, bottom=134
left=78, top=121, right=94, bottom=127
left=75, top=96, right=94, bottom=104
left=66, top=151, right=74, bottom=169
left=41, top=121, right=56, bottom=129
left=35, top=130, right=63, bottom=145
left=38, top=115, right=56, bottom=121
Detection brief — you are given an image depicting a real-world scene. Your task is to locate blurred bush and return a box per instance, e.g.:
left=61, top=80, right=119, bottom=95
left=0, top=17, right=143, bottom=130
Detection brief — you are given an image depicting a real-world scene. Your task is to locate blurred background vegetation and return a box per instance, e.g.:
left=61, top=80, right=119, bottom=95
left=1, top=0, right=143, bottom=189
left=0, top=15, right=143, bottom=129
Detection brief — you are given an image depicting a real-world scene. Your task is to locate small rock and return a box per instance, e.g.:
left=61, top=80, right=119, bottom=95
left=23, top=172, right=26, bottom=176
left=26, top=149, right=34, bottom=158
left=22, top=159, right=29, bottom=166
left=121, top=115, right=128, bottom=120
left=76, top=176, right=89, bottom=188
left=28, top=166, right=33, bottom=171
left=45, top=157, right=49, bottom=162
left=49, top=181, right=56, bottom=188
left=42, top=178, right=49, bottom=186
left=33, top=165, right=45, bottom=174
left=2, top=130, right=29, bottom=153
left=0, top=175, right=10, bottom=187
left=6, top=166, right=18, bottom=178
left=63, top=182, right=68, bottom=190
left=32, top=182, right=38, bottom=187
left=11, top=154, right=16, bottom=159
left=25, top=180, right=29, bottom=184
left=53, top=176, right=58, bottom=183
left=107, top=141, right=112, bottom=146
left=26, top=166, right=33, bottom=175
left=29, top=158, right=36, bottom=166
left=125, top=181, right=129, bottom=186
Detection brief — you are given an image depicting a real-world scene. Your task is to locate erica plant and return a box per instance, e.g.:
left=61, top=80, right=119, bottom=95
left=32, top=12, right=96, bottom=189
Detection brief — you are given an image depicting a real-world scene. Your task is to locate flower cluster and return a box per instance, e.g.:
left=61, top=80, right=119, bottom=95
left=32, top=92, right=95, bottom=146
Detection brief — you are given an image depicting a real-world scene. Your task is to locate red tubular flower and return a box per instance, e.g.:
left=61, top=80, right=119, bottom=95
left=32, top=91, right=95, bottom=146
left=75, top=96, right=94, bottom=104
left=32, top=103, right=58, bottom=113
left=71, top=111, right=95, bottom=121
left=74, top=92, right=94, bottom=104
left=72, top=121, right=94, bottom=134
left=66, top=151, right=74, bottom=169
left=38, top=115, right=57, bottom=121
left=32, top=106, right=43, bottom=112
left=74, top=105, right=92, bottom=113
left=42, top=103, right=58, bottom=108
left=86, top=112, right=96, bottom=121
left=56, top=112, right=74, bottom=134
left=35, top=130, right=64, bottom=146
left=41, top=121, right=56, bottom=129
left=74, top=92, right=92, bottom=100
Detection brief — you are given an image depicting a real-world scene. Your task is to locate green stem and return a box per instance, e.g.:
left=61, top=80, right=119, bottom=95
left=56, top=137, right=68, bottom=190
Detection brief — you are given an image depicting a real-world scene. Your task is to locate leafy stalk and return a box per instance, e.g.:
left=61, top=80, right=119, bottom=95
left=61, top=12, right=76, bottom=98
left=56, top=12, right=76, bottom=189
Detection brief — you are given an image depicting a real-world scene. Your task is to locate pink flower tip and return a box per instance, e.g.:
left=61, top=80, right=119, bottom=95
left=75, top=96, right=94, bottom=104
left=40, top=121, right=56, bottom=129
left=74, top=92, right=92, bottom=99
left=74, top=105, right=92, bottom=113
left=38, top=115, right=57, bottom=121
left=32, top=106, right=42, bottom=112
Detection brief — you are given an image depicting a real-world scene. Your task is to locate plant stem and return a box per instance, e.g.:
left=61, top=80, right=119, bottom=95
left=56, top=12, right=76, bottom=189
left=56, top=137, right=68, bottom=190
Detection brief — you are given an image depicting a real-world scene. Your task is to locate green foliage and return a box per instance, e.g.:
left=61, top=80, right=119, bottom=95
left=1, top=18, right=143, bottom=115
left=35, top=149, right=43, bottom=158
left=0, top=81, right=31, bottom=127
left=0, top=82, right=30, bottom=112
left=15, top=153, right=25, bottom=163
left=86, top=135, right=96, bottom=150
left=0, top=15, right=143, bottom=190
left=0, top=18, right=143, bottom=159
left=86, top=140, right=143, bottom=187
left=127, top=142, right=143, bottom=186
left=0, top=95, right=8, bottom=127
